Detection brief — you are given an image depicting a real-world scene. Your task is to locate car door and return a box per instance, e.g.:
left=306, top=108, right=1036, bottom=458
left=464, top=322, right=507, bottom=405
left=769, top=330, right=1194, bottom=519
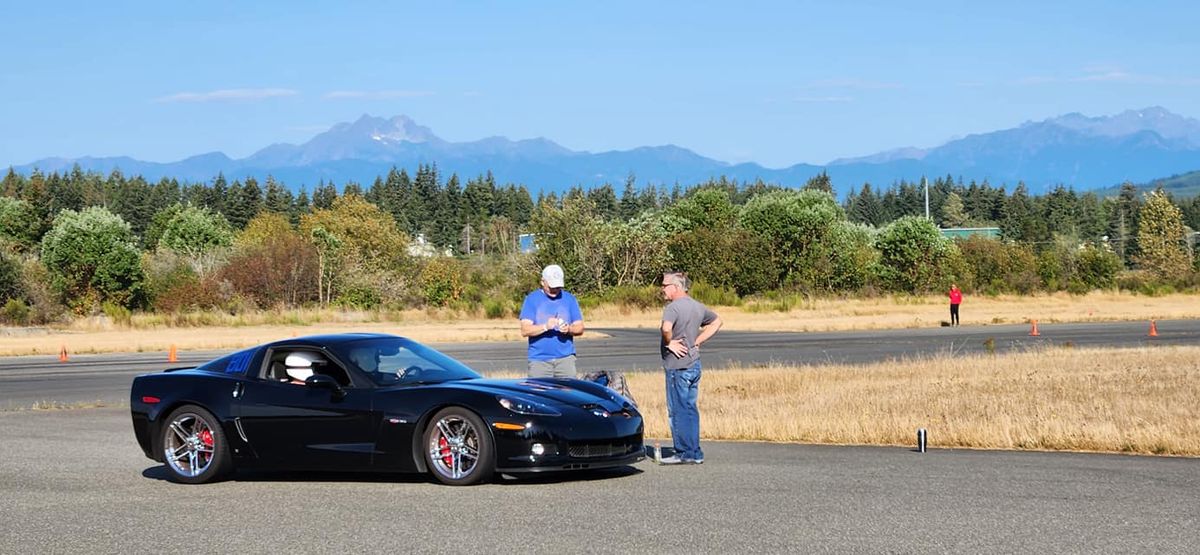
left=233, top=348, right=375, bottom=470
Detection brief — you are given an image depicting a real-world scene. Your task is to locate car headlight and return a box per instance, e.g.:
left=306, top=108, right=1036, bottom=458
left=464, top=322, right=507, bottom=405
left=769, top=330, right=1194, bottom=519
left=498, top=396, right=561, bottom=416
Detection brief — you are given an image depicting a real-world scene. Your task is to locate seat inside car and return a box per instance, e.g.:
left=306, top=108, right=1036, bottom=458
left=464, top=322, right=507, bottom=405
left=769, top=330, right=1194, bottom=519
left=269, top=360, right=288, bottom=381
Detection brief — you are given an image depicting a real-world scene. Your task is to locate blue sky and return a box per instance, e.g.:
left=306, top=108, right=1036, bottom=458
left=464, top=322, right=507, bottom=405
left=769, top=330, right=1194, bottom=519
left=3, top=1, right=1197, bottom=168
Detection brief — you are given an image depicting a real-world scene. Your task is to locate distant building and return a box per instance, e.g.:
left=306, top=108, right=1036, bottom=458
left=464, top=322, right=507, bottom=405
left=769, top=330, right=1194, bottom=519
left=518, top=233, right=537, bottom=254
left=940, top=227, right=1001, bottom=240
left=407, top=234, right=452, bottom=257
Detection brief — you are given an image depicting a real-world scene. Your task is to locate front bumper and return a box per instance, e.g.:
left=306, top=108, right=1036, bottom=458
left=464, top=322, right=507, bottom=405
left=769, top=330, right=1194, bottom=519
left=488, top=414, right=645, bottom=473
left=496, top=449, right=645, bottom=473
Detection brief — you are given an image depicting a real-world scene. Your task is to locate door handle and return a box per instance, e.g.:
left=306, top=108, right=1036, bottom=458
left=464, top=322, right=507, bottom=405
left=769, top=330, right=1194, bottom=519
left=232, top=382, right=244, bottom=399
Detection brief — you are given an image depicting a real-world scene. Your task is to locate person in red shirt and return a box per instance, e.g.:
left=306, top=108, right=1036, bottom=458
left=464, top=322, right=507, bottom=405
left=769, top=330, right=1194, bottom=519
left=948, top=284, right=963, bottom=326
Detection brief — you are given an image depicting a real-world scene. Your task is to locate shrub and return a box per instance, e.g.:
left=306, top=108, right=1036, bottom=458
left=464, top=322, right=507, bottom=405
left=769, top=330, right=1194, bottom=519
left=952, top=236, right=1043, bottom=294
left=1073, top=244, right=1122, bottom=290
left=607, top=284, right=661, bottom=310
left=668, top=228, right=778, bottom=296
left=689, top=281, right=741, bottom=307
left=419, top=258, right=464, bottom=307
left=218, top=235, right=319, bottom=308
left=738, top=189, right=848, bottom=291
left=482, top=299, right=510, bottom=319
left=0, top=249, right=21, bottom=302
left=1, top=298, right=30, bottom=325
left=101, top=301, right=132, bottom=327
left=142, top=250, right=198, bottom=309
left=334, top=284, right=383, bottom=310
left=40, top=207, right=145, bottom=311
left=152, top=276, right=227, bottom=313
left=874, top=216, right=960, bottom=293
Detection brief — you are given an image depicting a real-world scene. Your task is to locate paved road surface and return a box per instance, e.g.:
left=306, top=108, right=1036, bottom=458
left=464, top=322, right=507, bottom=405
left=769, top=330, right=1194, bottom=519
left=1, top=407, right=1195, bottom=553
left=0, top=320, right=1193, bottom=408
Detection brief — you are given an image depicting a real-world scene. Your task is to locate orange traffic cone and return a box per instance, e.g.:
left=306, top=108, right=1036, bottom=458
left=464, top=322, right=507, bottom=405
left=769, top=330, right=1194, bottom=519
left=58, top=344, right=69, bottom=363
left=168, top=344, right=178, bottom=363
left=1029, top=320, right=1040, bottom=336
left=1149, top=320, right=1159, bottom=337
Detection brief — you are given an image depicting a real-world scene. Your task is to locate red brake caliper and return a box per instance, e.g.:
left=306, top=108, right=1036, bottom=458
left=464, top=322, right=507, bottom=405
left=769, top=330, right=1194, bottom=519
left=199, top=429, right=214, bottom=462
left=438, top=436, right=452, bottom=466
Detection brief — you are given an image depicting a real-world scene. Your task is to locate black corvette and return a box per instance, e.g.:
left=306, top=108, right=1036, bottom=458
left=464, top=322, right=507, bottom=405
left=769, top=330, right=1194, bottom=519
left=130, top=333, right=644, bottom=485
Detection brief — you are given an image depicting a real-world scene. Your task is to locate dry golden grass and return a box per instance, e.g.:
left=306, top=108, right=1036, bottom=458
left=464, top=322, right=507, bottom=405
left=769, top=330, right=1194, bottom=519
left=610, top=345, right=1200, bottom=456
left=1, top=290, right=1197, bottom=356
left=589, top=290, right=1200, bottom=332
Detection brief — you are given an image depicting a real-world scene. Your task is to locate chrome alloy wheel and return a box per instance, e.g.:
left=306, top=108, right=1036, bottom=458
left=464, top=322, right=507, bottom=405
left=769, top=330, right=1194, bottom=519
left=427, top=415, right=480, bottom=480
left=163, top=412, right=216, bottom=478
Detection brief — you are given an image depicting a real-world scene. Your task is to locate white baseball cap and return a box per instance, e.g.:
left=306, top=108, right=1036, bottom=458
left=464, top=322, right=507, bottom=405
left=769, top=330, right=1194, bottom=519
left=541, top=264, right=565, bottom=288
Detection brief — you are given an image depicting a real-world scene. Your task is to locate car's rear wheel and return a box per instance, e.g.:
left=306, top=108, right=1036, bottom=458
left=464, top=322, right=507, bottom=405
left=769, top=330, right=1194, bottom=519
left=161, top=405, right=232, bottom=484
left=423, top=407, right=494, bottom=485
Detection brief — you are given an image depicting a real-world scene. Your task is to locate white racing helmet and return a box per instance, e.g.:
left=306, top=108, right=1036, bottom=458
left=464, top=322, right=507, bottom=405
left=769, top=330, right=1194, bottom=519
left=284, top=352, right=325, bottom=382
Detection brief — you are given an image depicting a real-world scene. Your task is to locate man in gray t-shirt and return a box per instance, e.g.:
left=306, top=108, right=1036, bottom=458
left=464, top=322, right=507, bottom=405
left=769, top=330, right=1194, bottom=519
left=658, top=272, right=722, bottom=465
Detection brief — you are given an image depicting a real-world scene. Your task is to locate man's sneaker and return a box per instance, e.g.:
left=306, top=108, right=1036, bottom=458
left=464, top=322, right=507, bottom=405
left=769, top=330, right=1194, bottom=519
left=658, top=455, right=686, bottom=465
left=687, top=458, right=704, bottom=465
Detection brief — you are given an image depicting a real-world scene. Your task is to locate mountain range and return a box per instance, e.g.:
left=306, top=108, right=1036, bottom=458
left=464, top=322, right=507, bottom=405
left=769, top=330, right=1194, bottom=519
left=13, top=107, right=1200, bottom=198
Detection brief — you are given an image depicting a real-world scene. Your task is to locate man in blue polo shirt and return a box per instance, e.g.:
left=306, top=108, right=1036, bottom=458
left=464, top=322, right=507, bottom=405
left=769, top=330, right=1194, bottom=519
left=518, top=264, right=585, bottom=377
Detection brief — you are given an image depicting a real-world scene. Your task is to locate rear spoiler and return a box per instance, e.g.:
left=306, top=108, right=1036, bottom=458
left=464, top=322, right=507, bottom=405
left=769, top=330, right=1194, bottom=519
left=163, top=366, right=197, bottom=373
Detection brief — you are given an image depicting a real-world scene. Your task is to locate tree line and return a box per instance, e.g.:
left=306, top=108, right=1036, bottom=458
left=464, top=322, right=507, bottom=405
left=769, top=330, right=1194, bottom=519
left=0, top=165, right=1196, bottom=325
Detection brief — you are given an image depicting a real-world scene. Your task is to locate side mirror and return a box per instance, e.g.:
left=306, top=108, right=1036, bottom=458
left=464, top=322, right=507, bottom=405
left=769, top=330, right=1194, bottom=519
left=306, top=374, right=345, bottom=398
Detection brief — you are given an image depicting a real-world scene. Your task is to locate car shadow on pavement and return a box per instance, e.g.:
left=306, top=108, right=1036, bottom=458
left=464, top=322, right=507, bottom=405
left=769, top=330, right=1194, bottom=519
left=141, top=464, right=644, bottom=485
left=495, top=465, right=643, bottom=486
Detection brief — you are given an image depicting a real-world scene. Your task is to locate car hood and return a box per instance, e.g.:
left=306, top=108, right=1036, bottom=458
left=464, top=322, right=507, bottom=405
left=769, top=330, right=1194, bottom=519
left=441, top=377, right=626, bottom=408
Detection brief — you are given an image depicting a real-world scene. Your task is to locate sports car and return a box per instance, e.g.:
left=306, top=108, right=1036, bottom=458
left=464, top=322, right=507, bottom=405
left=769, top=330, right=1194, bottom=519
left=130, top=333, right=644, bottom=485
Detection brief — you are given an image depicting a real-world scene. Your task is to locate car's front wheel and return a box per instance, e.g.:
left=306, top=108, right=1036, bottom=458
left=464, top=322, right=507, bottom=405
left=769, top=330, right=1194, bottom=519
left=160, top=405, right=232, bottom=484
left=423, top=407, right=494, bottom=485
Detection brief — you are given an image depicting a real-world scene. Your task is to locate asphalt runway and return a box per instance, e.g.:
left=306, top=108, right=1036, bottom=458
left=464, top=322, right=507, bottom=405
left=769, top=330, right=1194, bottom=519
left=1, top=322, right=1198, bottom=552
left=0, top=319, right=1194, bottom=408
left=1, top=407, right=1196, bottom=553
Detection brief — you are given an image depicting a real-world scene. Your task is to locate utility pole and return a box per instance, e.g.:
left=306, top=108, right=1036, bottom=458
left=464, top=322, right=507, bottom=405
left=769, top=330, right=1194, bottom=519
left=923, top=176, right=930, bottom=220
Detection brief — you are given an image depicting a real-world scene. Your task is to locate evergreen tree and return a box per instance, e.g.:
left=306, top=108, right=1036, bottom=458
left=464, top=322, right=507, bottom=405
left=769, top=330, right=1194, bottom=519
left=120, top=176, right=155, bottom=240
left=263, top=176, right=292, bottom=214
left=225, top=177, right=264, bottom=229
left=463, top=174, right=494, bottom=233
left=209, top=173, right=228, bottom=214
left=389, top=168, right=413, bottom=232
left=1108, top=182, right=1141, bottom=264
left=509, top=185, right=534, bottom=226
left=435, top=174, right=462, bottom=250
left=313, top=181, right=338, bottom=209
left=292, top=187, right=312, bottom=226
left=342, top=181, right=364, bottom=198
left=20, top=170, right=52, bottom=236
left=1076, top=192, right=1108, bottom=241
left=1, top=168, right=24, bottom=197
left=148, top=178, right=181, bottom=221
left=940, top=192, right=967, bottom=228
left=564, top=185, right=586, bottom=203
left=619, top=175, right=640, bottom=221
left=639, top=184, right=660, bottom=212
left=48, top=171, right=85, bottom=216
left=1041, top=185, right=1079, bottom=237
left=588, top=183, right=619, bottom=221
left=846, top=183, right=884, bottom=226
left=1001, top=183, right=1047, bottom=242
left=366, top=176, right=387, bottom=208
left=1182, top=196, right=1200, bottom=233
left=803, top=171, right=834, bottom=195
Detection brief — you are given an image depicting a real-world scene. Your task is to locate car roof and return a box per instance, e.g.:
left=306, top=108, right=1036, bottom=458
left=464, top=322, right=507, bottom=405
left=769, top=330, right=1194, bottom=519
left=264, top=332, right=404, bottom=348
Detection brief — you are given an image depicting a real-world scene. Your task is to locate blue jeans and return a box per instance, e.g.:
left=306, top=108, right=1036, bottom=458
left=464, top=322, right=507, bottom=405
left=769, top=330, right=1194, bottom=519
left=665, top=361, right=703, bottom=461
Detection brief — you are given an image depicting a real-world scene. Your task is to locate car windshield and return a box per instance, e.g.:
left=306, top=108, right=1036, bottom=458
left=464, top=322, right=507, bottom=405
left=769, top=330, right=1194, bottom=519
left=331, top=337, right=482, bottom=386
